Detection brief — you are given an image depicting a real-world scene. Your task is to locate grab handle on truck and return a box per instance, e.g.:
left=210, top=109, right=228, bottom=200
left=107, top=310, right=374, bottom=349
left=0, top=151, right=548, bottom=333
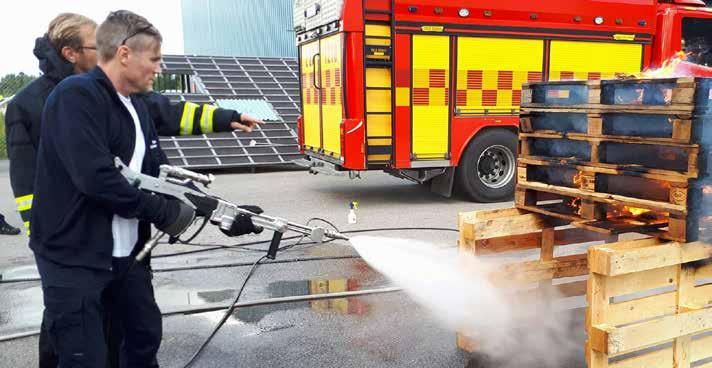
left=312, top=53, right=321, bottom=90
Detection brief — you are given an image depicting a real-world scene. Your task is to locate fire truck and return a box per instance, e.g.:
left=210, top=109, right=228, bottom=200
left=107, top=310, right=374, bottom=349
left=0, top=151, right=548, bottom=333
left=292, top=0, right=712, bottom=202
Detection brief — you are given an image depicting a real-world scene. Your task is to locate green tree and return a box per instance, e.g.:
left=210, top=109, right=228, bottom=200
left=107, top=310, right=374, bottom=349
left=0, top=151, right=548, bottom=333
left=153, top=73, right=182, bottom=93
left=0, top=73, right=36, bottom=98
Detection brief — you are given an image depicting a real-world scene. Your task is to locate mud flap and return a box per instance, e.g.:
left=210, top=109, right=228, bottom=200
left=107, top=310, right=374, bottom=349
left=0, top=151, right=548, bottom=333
left=430, top=167, right=455, bottom=198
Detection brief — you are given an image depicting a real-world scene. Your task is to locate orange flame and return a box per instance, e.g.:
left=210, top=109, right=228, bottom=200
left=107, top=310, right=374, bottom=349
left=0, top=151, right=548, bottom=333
left=624, top=206, right=651, bottom=216
left=573, top=172, right=585, bottom=189
left=569, top=198, right=582, bottom=216
left=561, top=172, right=586, bottom=216
left=606, top=205, right=656, bottom=220
left=639, top=51, right=688, bottom=78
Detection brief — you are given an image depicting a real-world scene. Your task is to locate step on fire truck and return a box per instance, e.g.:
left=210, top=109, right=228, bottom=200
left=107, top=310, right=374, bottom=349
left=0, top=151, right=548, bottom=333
left=292, top=0, right=712, bottom=202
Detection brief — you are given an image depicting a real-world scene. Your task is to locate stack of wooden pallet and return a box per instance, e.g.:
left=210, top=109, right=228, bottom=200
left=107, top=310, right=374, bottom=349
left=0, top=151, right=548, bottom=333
left=457, top=77, right=712, bottom=368
left=517, top=77, right=712, bottom=242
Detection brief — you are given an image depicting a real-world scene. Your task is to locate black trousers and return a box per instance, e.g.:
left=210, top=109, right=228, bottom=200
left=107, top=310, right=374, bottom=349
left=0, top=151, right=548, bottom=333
left=39, top=312, right=58, bottom=368
left=37, top=256, right=161, bottom=368
left=39, top=303, right=121, bottom=368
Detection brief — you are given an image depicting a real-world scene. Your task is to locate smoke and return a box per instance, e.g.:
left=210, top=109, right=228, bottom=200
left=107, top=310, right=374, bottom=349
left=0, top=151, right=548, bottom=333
left=605, top=113, right=672, bottom=138
left=602, top=82, right=674, bottom=105
left=350, top=236, right=580, bottom=368
left=604, top=143, right=688, bottom=171
left=604, top=175, right=670, bottom=202
left=528, top=166, right=579, bottom=188
left=531, top=139, right=590, bottom=161
left=689, top=90, right=712, bottom=242
left=531, top=112, right=588, bottom=133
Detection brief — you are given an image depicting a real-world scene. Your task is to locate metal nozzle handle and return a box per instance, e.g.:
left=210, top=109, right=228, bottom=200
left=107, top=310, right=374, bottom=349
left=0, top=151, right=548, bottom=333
left=136, top=232, right=166, bottom=262
left=160, top=165, right=215, bottom=186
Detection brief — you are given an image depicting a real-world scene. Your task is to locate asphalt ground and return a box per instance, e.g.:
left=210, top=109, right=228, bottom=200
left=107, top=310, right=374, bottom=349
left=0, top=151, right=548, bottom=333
left=0, top=161, right=588, bottom=368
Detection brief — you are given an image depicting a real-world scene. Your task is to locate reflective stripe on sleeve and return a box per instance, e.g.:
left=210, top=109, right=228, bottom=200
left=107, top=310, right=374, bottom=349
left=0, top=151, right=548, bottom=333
left=180, top=102, right=199, bottom=135
left=200, top=104, right=217, bottom=134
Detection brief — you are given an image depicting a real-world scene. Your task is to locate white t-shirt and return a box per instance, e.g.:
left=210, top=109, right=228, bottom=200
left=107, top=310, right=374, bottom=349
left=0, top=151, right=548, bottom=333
left=112, top=93, right=146, bottom=258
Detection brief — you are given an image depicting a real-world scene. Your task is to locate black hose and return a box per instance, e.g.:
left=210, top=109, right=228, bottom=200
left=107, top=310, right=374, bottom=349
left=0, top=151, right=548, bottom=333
left=181, top=255, right=267, bottom=368
left=180, top=218, right=333, bottom=367
left=154, top=227, right=459, bottom=258
left=0, top=255, right=363, bottom=284
left=177, top=217, right=210, bottom=244
left=152, top=255, right=361, bottom=273
left=0, top=227, right=458, bottom=285
left=0, top=227, right=457, bottom=285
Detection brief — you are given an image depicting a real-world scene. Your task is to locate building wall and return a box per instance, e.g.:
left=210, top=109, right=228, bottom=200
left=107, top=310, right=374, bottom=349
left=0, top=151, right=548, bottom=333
left=182, top=0, right=296, bottom=57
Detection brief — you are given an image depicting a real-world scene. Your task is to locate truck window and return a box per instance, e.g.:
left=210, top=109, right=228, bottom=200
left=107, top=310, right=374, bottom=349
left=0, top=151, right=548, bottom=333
left=682, top=18, right=712, bottom=67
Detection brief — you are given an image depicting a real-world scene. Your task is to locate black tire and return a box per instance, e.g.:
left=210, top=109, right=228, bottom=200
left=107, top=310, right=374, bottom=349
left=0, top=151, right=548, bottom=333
left=455, top=129, right=517, bottom=202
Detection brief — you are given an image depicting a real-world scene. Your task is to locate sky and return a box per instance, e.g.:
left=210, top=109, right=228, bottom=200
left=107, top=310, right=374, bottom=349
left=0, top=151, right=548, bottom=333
left=0, top=0, right=184, bottom=76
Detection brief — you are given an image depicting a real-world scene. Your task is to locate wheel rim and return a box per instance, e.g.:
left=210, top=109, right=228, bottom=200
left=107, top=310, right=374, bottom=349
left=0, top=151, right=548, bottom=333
left=476, top=145, right=516, bottom=189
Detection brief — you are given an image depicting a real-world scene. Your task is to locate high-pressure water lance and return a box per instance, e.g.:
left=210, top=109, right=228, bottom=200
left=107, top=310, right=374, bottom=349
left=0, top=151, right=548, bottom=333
left=114, top=158, right=349, bottom=261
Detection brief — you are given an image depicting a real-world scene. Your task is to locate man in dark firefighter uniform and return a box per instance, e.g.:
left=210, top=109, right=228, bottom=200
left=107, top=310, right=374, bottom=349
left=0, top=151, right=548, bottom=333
left=33, top=10, right=264, bottom=367
left=6, top=12, right=262, bottom=368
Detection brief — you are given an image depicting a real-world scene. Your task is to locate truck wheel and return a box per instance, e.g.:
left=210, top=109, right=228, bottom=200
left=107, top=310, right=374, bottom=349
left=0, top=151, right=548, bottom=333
left=455, top=129, right=517, bottom=202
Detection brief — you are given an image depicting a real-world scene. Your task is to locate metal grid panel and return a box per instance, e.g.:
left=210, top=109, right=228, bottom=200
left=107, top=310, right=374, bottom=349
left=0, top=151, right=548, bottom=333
left=158, top=55, right=302, bottom=169
left=215, top=99, right=281, bottom=122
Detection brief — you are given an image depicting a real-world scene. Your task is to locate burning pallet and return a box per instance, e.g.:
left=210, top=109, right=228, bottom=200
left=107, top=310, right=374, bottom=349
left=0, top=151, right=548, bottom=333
left=517, top=77, right=712, bottom=242
left=457, top=77, right=712, bottom=367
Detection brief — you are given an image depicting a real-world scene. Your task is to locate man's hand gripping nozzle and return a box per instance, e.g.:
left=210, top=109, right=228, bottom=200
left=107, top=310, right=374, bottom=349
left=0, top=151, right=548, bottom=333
left=115, top=158, right=349, bottom=261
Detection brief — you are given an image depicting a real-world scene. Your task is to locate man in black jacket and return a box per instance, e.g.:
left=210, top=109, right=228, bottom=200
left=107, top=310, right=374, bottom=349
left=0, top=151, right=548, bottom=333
left=7, top=13, right=262, bottom=368
left=32, top=10, right=262, bottom=368
left=6, top=14, right=103, bottom=368
left=6, top=13, right=262, bottom=237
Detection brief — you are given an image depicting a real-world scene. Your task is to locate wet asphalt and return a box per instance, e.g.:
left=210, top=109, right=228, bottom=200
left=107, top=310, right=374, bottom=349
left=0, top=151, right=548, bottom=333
left=0, top=161, right=587, bottom=367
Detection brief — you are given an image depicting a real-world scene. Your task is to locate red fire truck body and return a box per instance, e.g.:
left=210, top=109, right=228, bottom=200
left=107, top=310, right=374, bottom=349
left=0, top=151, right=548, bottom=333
left=293, top=0, right=712, bottom=201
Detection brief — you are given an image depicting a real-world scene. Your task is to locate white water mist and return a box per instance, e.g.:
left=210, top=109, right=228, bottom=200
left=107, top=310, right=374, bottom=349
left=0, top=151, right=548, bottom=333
left=350, top=235, right=581, bottom=368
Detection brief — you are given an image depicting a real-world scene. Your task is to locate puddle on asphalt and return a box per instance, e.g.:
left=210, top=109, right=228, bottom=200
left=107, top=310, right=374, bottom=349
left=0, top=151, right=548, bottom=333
left=0, top=305, right=44, bottom=333
left=1, top=271, right=374, bottom=333
left=0, top=264, right=39, bottom=281
left=0, top=285, right=45, bottom=332
left=160, top=277, right=372, bottom=325
left=235, top=278, right=372, bottom=323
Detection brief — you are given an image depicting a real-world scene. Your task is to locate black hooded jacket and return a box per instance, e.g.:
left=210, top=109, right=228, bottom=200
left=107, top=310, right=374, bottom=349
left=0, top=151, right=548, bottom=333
left=4, top=36, right=73, bottom=229
left=5, top=35, right=242, bottom=234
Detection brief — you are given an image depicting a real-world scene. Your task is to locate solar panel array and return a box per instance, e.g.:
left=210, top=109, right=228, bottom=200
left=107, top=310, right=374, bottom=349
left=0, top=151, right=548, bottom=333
left=158, top=55, right=302, bottom=169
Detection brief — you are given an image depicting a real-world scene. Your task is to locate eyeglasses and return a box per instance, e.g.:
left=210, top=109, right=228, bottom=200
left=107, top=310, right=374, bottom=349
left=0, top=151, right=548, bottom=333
left=80, top=46, right=96, bottom=51
left=120, top=25, right=155, bottom=46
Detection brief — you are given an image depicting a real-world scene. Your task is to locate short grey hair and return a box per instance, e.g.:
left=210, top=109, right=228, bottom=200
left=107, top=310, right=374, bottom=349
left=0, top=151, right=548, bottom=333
left=96, top=10, right=162, bottom=62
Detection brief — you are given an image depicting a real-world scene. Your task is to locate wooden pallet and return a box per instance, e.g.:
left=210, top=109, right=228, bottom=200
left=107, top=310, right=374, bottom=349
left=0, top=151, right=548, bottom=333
left=456, top=208, right=617, bottom=353
left=518, top=156, right=693, bottom=183
left=522, top=77, right=699, bottom=108
left=514, top=184, right=688, bottom=242
left=518, top=159, right=690, bottom=205
left=519, top=134, right=700, bottom=178
left=520, top=112, right=694, bottom=144
left=586, top=240, right=712, bottom=368
left=516, top=157, right=691, bottom=242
